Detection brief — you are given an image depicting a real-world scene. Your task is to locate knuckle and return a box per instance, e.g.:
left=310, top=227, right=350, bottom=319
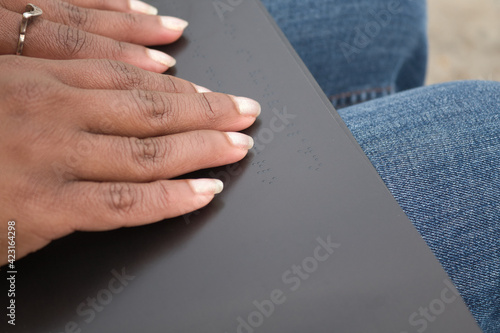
left=131, top=90, right=153, bottom=115
left=103, top=183, right=141, bottom=215
left=57, top=2, right=90, bottom=30
left=118, top=13, right=139, bottom=30
left=161, top=75, right=179, bottom=93
left=128, top=137, right=166, bottom=173
left=110, top=40, right=127, bottom=60
left=56, top=24, right=88, bottom=57
left=105, top=60, right=145, bottom=89
left=134, top=90, right=177, bottom=126
left=198, top=93, right=219, bottom=123
left=187, top=130, right=208, bottom=152
left=156, top=181, right=174, bottom=208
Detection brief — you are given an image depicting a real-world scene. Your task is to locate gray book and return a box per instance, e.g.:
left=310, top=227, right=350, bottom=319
left=8, top=0, right=481, bottom=332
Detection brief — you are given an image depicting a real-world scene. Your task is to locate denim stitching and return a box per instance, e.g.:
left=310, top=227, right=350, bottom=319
left=330, top=85, right=395, bottom=109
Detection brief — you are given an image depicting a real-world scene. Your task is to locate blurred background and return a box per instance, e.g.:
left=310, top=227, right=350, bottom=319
left=427, top=0, right=500, bottom=84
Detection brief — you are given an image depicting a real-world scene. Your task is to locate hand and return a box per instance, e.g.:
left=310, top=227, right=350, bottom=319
left=0, top=0, right=185, bottom=72
left=0, top=55, right=260, bottom=264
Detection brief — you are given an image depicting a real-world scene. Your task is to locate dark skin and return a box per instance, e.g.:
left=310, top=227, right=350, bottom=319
left=0, top=1, right=261, bottom=265
left=0, top=0, right=185, bottom=71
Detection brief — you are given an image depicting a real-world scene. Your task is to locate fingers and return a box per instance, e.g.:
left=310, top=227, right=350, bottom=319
left=3, top=0, right=186, bottom=45
left=65, top=0, right=158, bottom=16
left=43, top=59, right=204, bottom=92
left=0, top=9, right=174, bottom=72
left=63, top=0, right=142, bottom=14
left=69, top=131, right=254, bottom=182
left=65, top=178, right=223, bottom=231
left=127, top=0, right=159, bottom=15
left=73, top=89, right=260, bottom=137
left=32, top=0, right=185, bottom=45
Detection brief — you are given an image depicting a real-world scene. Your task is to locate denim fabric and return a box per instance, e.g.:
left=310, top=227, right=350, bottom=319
left=339, top=81, right=500, bottom=333
left=263, top=0, right=500, bottom=332
left=261, top=0, right=427, bottom=108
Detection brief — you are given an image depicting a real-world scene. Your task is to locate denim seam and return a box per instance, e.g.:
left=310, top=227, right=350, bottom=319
left=330, top=85, right=395, bottom=108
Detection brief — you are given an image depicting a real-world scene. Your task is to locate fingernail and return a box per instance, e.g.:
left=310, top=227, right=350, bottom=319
left=194, top=85, right=212, bottom=93
left=225, top=132, right=254, bottom=150
left=161, top=16, right=189, bottom=32
left=129, top=0, right=158, bottom=15
left=232, top=96, right=261, bottom=117
left=189, top=179, right=224, bottom=195
left=146, top=49, right=176, bottom=67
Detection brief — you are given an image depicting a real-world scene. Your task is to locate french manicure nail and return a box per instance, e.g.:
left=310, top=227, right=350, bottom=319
left=189, top=179, right=224, bottom=195
left=146, top=49, right=176, bottom=67
left=194, top=85, right=212, bottom=93
left=232, top=96, right=261, bottom=117
left=161, top=16, right=189, bottom=32
left=129, top=0, right=158, bottom=15
left=225, top=132, right=254, bottom=150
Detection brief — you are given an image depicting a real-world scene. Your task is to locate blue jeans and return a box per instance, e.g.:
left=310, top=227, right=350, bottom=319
left=262, top=1, right=500, bottom=332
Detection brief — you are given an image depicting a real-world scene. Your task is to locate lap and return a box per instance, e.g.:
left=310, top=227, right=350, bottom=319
left=264, top=0, right=500, bottom=330
left=338, top=80, right=500, bottom=332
